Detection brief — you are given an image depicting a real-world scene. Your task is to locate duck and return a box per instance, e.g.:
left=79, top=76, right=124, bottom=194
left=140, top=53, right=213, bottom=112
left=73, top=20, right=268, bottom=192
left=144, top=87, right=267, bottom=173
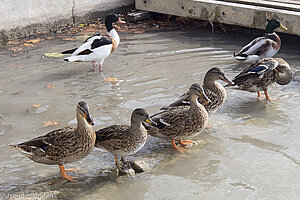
left=62, top=13, right=126, bottom=72
left=227, top=58, right=292, bottom=100
left=10, top=101, right=96, bottom=182
left=144, top=83, right=210, bottom=152
left=233, top=19, right=287, bottom=63
left=95, top=108, right=156, bottom=172
left=162, top=67, right=234, bottom=114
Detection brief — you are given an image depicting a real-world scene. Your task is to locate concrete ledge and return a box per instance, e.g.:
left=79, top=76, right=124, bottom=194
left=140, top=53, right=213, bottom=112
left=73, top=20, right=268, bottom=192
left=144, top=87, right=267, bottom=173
left=136, top=0, right=300, bottom=36
left=0, top=0, right=134, bottom=43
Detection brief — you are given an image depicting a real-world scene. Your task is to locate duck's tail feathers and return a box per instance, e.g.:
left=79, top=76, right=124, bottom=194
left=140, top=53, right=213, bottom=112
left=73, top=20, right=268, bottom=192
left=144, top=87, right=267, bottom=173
left=224, top=83, right=236, bottom=87
left=61, top=48, right=77, bottom=54
left=64, top=56, right=80, bottom=62
left=10, top=144, right=30, bottom=154
left=233, top=52, right=248, bottom=61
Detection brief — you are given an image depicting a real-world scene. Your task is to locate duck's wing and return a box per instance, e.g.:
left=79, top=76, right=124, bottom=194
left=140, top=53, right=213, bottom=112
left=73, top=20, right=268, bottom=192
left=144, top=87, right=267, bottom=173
left=12, top=126, right=75, bottom=153
left=150, top=106, right=187, bottom=129
left=234, top=36, right=273, bottom=59
left=233, top=58, right=278, bottom=84
left=70, top=35, right=112, bottom=56
left=95, top=125, right=129, bottom=145
left=161, top=92, right=190, bottom=110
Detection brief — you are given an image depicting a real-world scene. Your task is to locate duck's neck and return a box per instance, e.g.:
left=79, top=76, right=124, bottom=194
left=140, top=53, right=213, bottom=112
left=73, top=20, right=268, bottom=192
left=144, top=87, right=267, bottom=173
left=76, top=113, right=92, bottom=133
left=265, top=32, right=280, bottom=44
left=107, top=28, right=120, bottom=47
left=129, top=120, right=143, bottom=132
left=204, top=75, right=217, bottom=88
left=189, top=94, right=202, bottom=110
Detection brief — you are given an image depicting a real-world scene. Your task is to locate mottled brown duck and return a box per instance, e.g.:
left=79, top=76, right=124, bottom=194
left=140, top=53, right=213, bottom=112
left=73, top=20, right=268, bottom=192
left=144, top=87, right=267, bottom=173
left=95, top=108, right=156, bottom=171
left=10, top=101, right=95, bottom=182
left=227, top=58, right=292, bottom=100
left=163, top=67, right=233, bottom=114
left=145, top=83, right=211, bottom=152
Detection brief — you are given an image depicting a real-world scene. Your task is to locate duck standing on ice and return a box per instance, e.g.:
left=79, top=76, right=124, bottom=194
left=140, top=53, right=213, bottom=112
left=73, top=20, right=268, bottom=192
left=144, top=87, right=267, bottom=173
left=62, top=13, right=126, bottom=72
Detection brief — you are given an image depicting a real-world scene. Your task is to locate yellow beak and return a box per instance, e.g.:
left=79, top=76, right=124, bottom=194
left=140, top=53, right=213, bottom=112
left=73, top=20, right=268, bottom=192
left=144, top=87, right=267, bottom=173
left=145, top=117, right=157, bottom=126
left=280, top=24, right=288, bottom=31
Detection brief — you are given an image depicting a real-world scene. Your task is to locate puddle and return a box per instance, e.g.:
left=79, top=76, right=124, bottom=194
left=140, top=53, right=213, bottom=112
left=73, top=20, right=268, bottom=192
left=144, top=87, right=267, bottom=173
left=0, top=29, right=299, bottom=199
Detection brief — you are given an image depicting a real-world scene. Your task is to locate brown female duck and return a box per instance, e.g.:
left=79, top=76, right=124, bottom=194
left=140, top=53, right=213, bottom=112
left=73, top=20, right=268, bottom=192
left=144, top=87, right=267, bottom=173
left=227, top=58, right=292, bottom=100
left=145, top=83, right=211, bottom=152
left=10, top=101, right=95, bottom=182
left=95, top=108, right=156, bottom=171
left=163, top=67, right=233, bottom=114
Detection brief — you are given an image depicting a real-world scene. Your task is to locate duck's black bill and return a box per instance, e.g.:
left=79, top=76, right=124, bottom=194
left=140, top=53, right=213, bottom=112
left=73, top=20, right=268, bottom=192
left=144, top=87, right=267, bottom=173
left=85, top=114, right=95, bottom=126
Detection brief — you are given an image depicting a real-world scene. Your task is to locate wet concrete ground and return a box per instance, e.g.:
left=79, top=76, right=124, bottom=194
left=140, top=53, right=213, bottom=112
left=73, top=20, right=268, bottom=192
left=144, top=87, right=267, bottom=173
left=0, top=23, right=299, bottom=199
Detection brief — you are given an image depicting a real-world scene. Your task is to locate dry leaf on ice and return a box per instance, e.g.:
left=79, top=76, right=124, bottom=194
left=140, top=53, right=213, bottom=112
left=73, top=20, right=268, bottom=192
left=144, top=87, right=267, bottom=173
left=23, top=43, right=35, bottom=47
left=44, top=52, right=64, bottom=58
left=9, top=47, right=23, bottom=52
left=43, top=120, right=59, bottom=127
left=25, top=38, right=44, bottom=44
left=32, top=104, right=41, bottom=108
left=103, top=78, right=123, bottom=86
left=103, top=78, right=119, bottom=82
left=62, top=37, right=76, bottom=41
left=45, top=83, right=55, bottom=88
left=7, top=40, right=21, bottom=45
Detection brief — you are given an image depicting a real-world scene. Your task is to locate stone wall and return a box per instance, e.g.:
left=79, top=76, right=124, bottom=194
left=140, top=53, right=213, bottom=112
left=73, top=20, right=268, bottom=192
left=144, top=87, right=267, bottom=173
left=0, top=0, right=134, bottom=43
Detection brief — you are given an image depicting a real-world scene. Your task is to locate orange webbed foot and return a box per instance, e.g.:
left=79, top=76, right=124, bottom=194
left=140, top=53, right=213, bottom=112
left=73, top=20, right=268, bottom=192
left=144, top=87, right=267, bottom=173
left=179, top=139, right=195, bottom=147
left=59, top=165, right=78, bottom=182
left=264, top=90, right=278, bottom=101
left=171, top=140, right=187, bottom=153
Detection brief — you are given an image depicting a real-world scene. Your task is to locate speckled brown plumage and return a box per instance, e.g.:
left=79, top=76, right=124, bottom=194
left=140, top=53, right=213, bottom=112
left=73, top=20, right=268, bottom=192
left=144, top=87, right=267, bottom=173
left=229, top=58, right=292, bottom=100
left=10, top=101, right=95, bottom=182
left=95, top=108, right=155, bottom=170
left=145, top=83, right=210, bottom=151
left=163, top=67, right=233, bottom=114
left=95, top=124, right=147, bottom=156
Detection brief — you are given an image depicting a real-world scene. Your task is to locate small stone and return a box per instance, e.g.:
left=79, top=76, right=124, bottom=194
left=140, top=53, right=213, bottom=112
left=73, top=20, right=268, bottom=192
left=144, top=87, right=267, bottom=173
left=131, top=160, right=150, bottom=173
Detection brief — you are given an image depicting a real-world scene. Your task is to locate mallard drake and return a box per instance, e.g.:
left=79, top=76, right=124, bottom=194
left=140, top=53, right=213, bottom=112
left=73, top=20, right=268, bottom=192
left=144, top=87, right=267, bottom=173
left=62, top=13, right=126, bottom=72
left=95, top=108, right=156, bottom=171
left=10, top=102, right=96, bottom=182
left=227, top=58, right=292, bottom=100
left=145, top=83, right=210, bottom=152
left=162, top=67, right=233, bottom=114
left=233, top=19, right=287, bottom=63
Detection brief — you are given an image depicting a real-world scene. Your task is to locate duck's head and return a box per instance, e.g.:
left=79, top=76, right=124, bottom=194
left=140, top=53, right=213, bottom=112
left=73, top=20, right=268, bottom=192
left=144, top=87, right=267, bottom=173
left=131, top=108, right=157, bottom=126
left=105, top=13, right=126, bottom=31
left=189, top=83, right=211, bottom=105
left=273, top=59, right=292, bottom=85
left=265, top=19, right=287, bottom=33
left=76, top=101, right=94, bottom=126
left=205, top=67, right=234, bottom=85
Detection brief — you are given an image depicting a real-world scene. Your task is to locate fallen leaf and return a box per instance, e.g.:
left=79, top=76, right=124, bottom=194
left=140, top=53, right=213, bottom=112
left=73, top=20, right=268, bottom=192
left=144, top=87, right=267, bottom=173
left=44, top=52, right=63, bottom=58
left=32, top=104, right=41, bottom=108
left=25, top=38, right=43, bottom=44
left=103, top=78, right=123, bottom=86
left=103, top=78, right=119, bottom=82
left=7, top=40, right=21, bottom=45
left=23, top=43, right=35, bottom=47
left=62, top=37, right=76, bottom=41
left=45, top=83, right=55, bottom=88
left=45, top=36, right=55, bottom=40
left=9, top=47, right=23, bottom=52
left=43, top=120, right=59, bottom=127
left=91, top=105, right=108, bottom=110
left=133, top=30, right=145, bottom=34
